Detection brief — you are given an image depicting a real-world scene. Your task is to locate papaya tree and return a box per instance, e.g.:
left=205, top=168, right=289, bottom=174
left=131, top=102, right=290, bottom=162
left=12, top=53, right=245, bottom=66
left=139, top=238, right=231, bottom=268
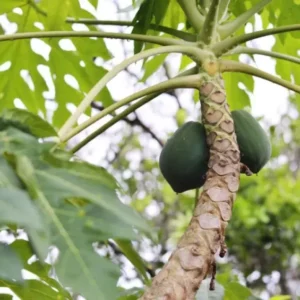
left=0, top=0, right=299, bottom=299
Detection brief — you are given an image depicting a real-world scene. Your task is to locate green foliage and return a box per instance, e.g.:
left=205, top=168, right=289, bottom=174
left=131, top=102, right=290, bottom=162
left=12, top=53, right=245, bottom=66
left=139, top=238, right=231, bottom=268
left=0, top=123, right=148, bottom=299
left=0, top=0, right=299, bottom=298
left=0, top=243, right=23, bottom=283
left=0, top=108, right=57, bottom=137
left=0, top=0, right=112, bottom=127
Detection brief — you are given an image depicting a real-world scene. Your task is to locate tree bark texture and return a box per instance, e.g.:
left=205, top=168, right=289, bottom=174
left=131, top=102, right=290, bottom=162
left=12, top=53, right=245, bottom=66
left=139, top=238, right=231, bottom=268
left=140, top=73, right=241, bottom=300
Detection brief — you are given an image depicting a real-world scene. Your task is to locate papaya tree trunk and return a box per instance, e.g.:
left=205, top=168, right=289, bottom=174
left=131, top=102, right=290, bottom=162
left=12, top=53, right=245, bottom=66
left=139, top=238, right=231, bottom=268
left=140, top=73, right=241, bottom=300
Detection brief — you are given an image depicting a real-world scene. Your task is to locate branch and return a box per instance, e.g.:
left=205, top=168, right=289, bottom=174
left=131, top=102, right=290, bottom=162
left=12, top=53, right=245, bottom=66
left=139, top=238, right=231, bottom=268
left=66, top=19, right=197, bottom=42
left=199, top=0, right=220, bottom=44
left=218, top=0, right=271, bottom=39
left=224, top=46, right=300, bottom=65
left=0, top=30, right=184, bottom=46
left=70, top=72, right=203, bottom=153
left=91, top=102, right=163, bottom=147
left=177, top=0, right=204, bottom=33
left=219, top=60, right=300, bottom=93
left=163, top=62, right=182, bottom=108
left=212, top=24, right=300, bottom=56
left=59, top=45, right=210, bottom=140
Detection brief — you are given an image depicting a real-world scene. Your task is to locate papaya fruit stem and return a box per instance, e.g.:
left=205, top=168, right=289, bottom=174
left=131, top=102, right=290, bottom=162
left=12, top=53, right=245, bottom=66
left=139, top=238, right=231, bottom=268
left=240, top=163, right=253, bottom=176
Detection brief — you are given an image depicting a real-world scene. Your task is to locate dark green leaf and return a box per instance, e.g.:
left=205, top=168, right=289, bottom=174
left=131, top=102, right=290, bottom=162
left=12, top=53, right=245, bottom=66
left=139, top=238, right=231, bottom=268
left=51, top=206, right=121, bottom=300
left=0, top=294, right=12, bottom=300
left=0, top=156, right=22, bottom=188
left=118, top=287, right=144, bottom=299
left=5, top=279, right=68, bottom=299
left=42, top=154, right=118, bottom=190
left=1, top=108, right=57, bottom=138
left=0, top=187, right=45, bottom=231
left=153, top=0, right=170, bottom=24
left=115, top=239, right=149, bottom=282
left=35, top=166, right=148, bottom=231
left=132, top=0, right=155, bottom=53
left=9, top=240, right=72, bottom=299
left=0, top=243, right=23, bottom=283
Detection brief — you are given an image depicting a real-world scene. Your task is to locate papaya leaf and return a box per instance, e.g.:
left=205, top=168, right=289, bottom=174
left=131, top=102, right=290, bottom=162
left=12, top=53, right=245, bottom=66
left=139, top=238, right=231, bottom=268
left=0, top=185, right=50, bottom=261
left=224, top=282, right=252, bottom=300
left=0, top=243, right=23, bottom=283
left=88, top=0, right=99, bottom=8
left=46, top=0, right=70, bottom=30
left=118, top=287, right=144, bottom=299
left=223, top=72, right=252, bottom=110
left=0, top=128, right=48, bottom=159
left=2, top=3, right=111, bottom=127
left=141, top=54, right=168, bottom=82
left=0, top=294, right=12, bottom=300
left=115, top=239, right=149, bottom=282
left=34, top=165, right=148, bottom=232
left=0, top=156, right=22, bottom=188
left=38, top=0, right=97, bottom=19
left=48, top=26, right=113, bottom=127
left=1, top=108, right=57, bottom=138
left=14, top=155, right=123, bottom=300
left=162, top=0, right=188, bottom=29
left=0, top=6, right=48, bottom=114
left=1, top=279, right=69, bottom=300
left=0, top=0, right=27, bottom=14
left=132, top=0, right=155, bottom=53
left=269, top=0, right=300, bottom=40
left=153, top=0, right=170, bottom=25
left=9, top=239, right=72, bottom=299
left=0, top=187, right=46, bottom=232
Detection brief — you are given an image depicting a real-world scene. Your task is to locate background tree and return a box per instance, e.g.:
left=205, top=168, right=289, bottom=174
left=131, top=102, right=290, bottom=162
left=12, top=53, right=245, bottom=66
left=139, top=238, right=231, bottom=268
left=0, top=0, right=299, bottom=299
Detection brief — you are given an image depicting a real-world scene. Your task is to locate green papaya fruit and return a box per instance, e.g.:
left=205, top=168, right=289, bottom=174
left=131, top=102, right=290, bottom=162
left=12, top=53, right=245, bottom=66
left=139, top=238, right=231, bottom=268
left=232, top=110, right=271, bottom=174
left=159, top=122, right=209, bottom=193
left=159, top=110, right=271, bottom=193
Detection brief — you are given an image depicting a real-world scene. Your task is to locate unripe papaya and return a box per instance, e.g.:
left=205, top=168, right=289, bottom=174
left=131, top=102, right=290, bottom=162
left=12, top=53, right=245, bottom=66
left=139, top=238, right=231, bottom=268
left=159, top=122, right=209, bottom=193
left=232, top=110, right=271, bottom=174
left=159, top=110, right=271, bottom=193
